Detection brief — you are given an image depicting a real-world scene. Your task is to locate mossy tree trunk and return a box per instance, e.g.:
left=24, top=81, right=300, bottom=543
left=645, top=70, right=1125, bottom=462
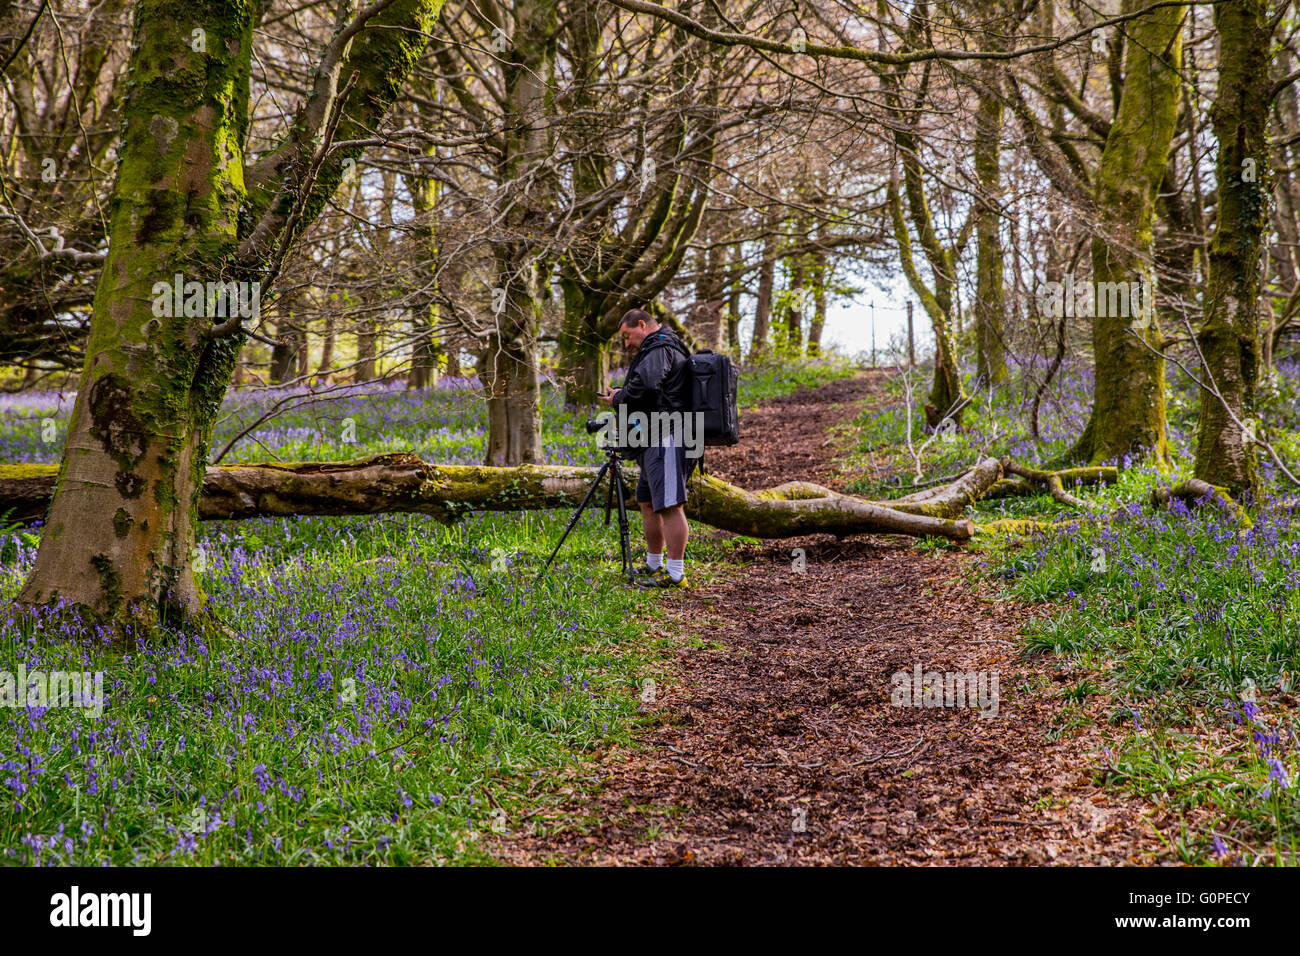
left=781, top=252, right=805, bottom=355
left=777, top=189, right=808, bottom=355
left=1193, top=0, right=1271, bottom=495
left=557, top=278, right=612, bottom=405
left=405, top=157, right=443, bottom=390
left=1070, top=5, right=1185, bottom=466
left=484, top=0, right=557, bottom=465
left=807, top=248, right=827, bottom=357
left=18, top=0, right=448, bottom=630
left=973, top=66, right=1008, bottom=387
left=887, top=166, right=964, bottom=427
left=4, top=455, right=1004, bottom=542
left=16, top=0, right=256, bottom=626
left=882, top=29, right=968, bottom=427
left=552, top=0, right=610, bottom=406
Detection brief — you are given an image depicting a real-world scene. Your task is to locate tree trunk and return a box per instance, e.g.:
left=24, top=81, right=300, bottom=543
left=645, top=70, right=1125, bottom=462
left=408, top=318, right=435, bottom=389
left=16, top=0, right=257, bottom=626
left=888, top=168, right=963, bottom=427
left=445, top=335, right=461, bottom=378
left=484, top=273, right=544, bottom=465
left=726, top=247, right=742, bottom=354
left=270, top=331, right=296, bottom=384
left=484, top=0, right=555, bottom=461
left=16, top=0, right=449, bottom=632
left=557, top=279, right=609, bottom=406
left=270, top=299, right=304, bottom=385
left=318, top=312, right=336, bottom=380
left=690, top=242, right=726, bottom=350
left=1071, top=4, right=1185, bottom=466
left=2, top=455, right=1006, bottom=541
left=783, top=253, right=805, bottom=354
left=974, top=67, right=1008, bottom=386
left=807, top=249, right=827, bottom=357
left=1193, top=0, right=1270, bottom=496
left=354, top=319, right=377, bottom=383
left=750, top=234, right=776, bottom=361
left=406, top=150, right=442, bottom=390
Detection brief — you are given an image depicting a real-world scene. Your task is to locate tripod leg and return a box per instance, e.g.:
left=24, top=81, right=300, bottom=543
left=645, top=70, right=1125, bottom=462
left=604, top=470, right=614, bottom=526
left=537, top=459, right=611, bottom=579
left=612, top=458, right=633, bottom=579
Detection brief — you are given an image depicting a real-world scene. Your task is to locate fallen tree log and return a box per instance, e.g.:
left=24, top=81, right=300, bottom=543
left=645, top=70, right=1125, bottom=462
left=981, top=478, right=1254, bottom=539
left=1, top=454, right=1002, bottom=541
left=1151, top=479, right=1251, bottom=527
left=887, top=457, right=1004, bottom=515
left=999, top=458, right=1116, bottom=510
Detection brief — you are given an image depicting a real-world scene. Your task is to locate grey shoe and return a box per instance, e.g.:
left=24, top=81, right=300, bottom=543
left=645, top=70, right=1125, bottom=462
left=634, top=567, right=688, bottom=589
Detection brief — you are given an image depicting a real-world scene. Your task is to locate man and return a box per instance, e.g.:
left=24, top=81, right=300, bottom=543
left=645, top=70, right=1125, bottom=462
left=597, top=308, right=693, bottom=588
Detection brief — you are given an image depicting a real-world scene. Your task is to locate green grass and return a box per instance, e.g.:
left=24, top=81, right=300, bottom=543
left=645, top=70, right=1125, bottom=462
left=734, top=358, right=856, bottom=409
left=983, top=504, right=1300, bottom=864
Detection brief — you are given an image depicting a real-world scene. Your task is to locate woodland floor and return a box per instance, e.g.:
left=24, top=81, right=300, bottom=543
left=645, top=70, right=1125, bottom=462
left=489, top=371, right=1181, bottom=866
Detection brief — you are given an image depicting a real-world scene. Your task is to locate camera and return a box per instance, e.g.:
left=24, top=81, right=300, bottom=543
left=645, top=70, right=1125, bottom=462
left=585, top=413, right=639, bottom=460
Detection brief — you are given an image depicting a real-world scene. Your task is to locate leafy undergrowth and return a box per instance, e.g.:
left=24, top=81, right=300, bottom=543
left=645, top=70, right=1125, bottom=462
left=987, top=503, right=1300, bottom=865
left=0, top=358, right=850, bottom=865
left=845, top=357, right=1300, bottom=864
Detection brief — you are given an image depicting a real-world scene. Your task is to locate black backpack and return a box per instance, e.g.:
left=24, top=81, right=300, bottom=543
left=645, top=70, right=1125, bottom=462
left=660, top=345, right=740, bottom=447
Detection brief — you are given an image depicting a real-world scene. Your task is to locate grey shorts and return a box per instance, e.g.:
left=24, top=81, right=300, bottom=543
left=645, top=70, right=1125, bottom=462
left=636, top=441, right=697, bottom=512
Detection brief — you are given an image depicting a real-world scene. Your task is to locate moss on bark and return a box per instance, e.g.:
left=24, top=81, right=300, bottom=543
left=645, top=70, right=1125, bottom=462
left=1071, top=5, right=1185, bottom=466
left=1193, top=0, right=1269, bottom=495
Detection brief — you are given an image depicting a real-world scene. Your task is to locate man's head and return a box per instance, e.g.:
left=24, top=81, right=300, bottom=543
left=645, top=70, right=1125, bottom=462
left=619, top=308, right=659, bottom=351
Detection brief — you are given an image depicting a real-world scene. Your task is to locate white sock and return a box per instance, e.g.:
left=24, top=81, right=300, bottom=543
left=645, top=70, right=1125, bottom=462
left=666, top=557, right=684, bottom=581
left=646, top=552, right=664, bottom=570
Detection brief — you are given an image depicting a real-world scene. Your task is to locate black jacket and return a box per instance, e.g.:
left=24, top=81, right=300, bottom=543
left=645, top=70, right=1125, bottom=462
left=613, top=327, right=690, bottom=414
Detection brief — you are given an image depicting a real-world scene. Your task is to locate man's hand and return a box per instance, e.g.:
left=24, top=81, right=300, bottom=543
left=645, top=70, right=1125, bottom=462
left=596, top=388, right=616, bottom=406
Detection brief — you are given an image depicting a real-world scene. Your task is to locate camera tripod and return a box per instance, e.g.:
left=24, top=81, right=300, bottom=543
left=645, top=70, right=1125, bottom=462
left=536, top=447, right=635, bottom=583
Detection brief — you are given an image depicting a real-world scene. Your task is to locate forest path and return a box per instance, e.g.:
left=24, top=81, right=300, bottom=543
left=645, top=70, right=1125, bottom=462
left=492, top=371, right=1168, bottom=865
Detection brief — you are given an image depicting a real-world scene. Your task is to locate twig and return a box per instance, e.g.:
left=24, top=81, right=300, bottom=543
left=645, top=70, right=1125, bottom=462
left=846, top=733, right=926, bottom=767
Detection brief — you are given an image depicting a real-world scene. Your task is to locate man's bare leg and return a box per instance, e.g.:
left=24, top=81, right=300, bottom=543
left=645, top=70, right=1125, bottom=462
left=639, top=501, right=664, bottom=555
left=660, top=504, right=688, bottom=561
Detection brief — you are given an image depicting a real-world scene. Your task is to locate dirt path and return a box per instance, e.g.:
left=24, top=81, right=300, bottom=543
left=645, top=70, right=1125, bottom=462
left=494, top=371, right=1168, bottom=865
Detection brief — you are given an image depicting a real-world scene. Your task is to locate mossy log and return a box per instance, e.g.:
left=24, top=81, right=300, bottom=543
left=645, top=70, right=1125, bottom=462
left=1, top=453, right=996, bottom=541
left=975, top=518, right=1079, bottom=537
left=1000, top=458, right=1116, bottom=510
left=1151, top=479, right=1252, bottom=528
left=887, top=457, right=1004, bottom=515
